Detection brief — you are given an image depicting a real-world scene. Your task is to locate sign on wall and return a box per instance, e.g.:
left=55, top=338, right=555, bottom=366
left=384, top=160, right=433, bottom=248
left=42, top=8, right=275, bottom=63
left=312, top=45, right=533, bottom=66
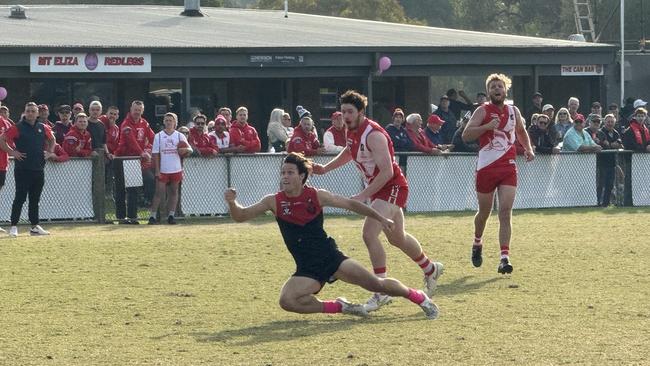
left=30, top=53, right=151, bottom=73
left=560, top=64, right=604, bottom=76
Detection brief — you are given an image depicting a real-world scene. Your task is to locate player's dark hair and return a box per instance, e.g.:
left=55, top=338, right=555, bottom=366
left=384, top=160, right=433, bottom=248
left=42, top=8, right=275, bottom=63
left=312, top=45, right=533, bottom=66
left=284, top=152, right=312, bottom=184
left=340, top=90, right=368, bottom=112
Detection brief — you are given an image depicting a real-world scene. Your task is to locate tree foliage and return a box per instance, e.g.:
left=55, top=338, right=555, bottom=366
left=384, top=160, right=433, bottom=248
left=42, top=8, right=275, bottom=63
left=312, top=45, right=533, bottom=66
left=256, top=0, right=420, bottom=24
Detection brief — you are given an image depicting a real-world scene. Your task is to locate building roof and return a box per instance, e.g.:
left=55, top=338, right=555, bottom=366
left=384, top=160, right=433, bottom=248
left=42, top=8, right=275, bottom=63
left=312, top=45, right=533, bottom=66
left=0, top=5, right=615, bottom=51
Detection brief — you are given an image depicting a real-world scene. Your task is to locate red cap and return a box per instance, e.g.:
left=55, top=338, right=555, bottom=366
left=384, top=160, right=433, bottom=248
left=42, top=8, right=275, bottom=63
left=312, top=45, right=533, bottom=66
left=427, top=114, right=445, bottom=126
left=37, top=104, right=49, bottom=111
left=215, top=115, right=227, bottom=125
left=331, top=111, right=342, bottom=120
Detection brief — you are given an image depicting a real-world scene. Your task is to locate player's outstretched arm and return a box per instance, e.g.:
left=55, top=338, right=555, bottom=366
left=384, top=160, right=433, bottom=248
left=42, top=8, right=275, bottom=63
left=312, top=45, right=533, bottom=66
left=224, top=188, right=274, bottom=222
left=317, top=189, right=394, bottom=231
left=312, top=147, right=352, bottom=175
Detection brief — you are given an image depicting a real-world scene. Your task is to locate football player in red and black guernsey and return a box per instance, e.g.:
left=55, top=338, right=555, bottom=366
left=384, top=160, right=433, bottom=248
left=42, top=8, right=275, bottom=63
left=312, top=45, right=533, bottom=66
left=224, top=152, right=440, bottom=319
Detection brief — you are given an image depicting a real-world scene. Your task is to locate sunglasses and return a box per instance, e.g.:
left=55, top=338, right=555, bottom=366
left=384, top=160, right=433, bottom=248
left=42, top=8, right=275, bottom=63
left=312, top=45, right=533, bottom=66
left=574, top=120, right=584, bottom=124
left=558, top=113, right=568, bottom=116
left=195, top=122, right=206, bottom=126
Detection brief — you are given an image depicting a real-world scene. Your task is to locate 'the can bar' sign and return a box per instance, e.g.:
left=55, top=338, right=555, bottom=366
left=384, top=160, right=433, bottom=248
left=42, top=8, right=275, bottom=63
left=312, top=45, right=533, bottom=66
left=560, top=64, right=604, bottom=76
left=30, top=53, right=151, bottom=73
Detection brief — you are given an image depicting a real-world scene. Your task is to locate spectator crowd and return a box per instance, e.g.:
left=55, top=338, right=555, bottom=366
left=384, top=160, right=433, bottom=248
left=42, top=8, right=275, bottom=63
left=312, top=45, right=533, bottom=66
left=1, top=88, right=649, bottom=227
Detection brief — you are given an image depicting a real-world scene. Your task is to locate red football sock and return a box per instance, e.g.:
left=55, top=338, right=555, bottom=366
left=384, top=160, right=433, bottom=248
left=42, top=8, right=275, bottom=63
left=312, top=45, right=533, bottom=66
left=415, top=252, right=435, bottom=276
left=500, top=244, right=510, bottom=258
left=322, top=300, right=342, bottom=313
left=407, top=288, right=426, bottom=305
left=373, top=266, right=387, bottom=278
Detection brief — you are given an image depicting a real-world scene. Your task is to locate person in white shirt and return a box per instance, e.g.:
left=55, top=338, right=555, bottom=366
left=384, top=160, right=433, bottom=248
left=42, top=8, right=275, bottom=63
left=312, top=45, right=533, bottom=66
left=148, top=112, right=192, bottom=225
left=323, top=111, right=347, bottom=153
left=208, top=115, right=236, bottom=153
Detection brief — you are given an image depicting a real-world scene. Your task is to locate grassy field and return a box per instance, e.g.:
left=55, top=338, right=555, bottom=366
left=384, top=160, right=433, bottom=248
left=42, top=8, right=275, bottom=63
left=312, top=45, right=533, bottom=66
left=1, top=207, right=649, bottom=365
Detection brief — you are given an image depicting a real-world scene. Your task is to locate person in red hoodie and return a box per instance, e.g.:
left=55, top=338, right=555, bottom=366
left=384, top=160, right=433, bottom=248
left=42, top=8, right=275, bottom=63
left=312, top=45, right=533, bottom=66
left=229, top=106, right=261, bottom=153
left=114, top=100, right=155, bottom=224
left=63, top=113, right=95, bottom=157
left=45, top=142, right=70, bottom=163
left=287, top=116, right=323, bottom=156
left=100, top=106, right=121, bottom=198
left=404, top=113, right=442, bottom=155
left=188, top=114, right=219, bottom=157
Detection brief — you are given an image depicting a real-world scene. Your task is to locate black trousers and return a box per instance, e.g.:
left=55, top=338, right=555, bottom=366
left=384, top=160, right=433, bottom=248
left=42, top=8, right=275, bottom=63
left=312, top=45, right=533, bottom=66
left=597, top=155, right=616, bottom=207
left=113, top=160, right=154, bottom=220
left=11, top=169, right=45, bottom=226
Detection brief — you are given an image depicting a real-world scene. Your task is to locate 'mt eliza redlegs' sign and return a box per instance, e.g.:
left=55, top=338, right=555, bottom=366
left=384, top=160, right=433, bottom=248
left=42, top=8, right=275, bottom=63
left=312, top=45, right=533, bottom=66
left=30, top=53, right=151, bottom=73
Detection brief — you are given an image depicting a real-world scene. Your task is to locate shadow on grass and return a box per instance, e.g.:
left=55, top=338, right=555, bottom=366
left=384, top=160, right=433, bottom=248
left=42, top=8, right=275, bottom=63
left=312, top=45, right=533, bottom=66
left=435, top=275, right=505, bottom=296
left=186, top=314, right=426, bottom=346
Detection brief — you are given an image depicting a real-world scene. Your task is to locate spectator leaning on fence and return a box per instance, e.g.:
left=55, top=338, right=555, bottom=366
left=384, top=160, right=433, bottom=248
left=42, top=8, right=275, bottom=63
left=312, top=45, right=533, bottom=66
left=53, top=105, right=72, bottom=144
left=425, top=114, right=452, bottom=151
left=87, top=101, right=112, bottom=160
left=585, top=114, right=602, bottom=144
left=63, top=113, right=95, bottom=158
left=561, top=115, right=602, bottom=153
left=542, top=104, right=555, bottom=126
left=287, top=116, right=323, bottom=156
left=567, top=97, right=585, bottom=122
left=217, top=107, right=233, bottom=129
left=188, top=114, right=219, bottom=157
left=622, top=107, right=650, bottom=153
left=114, top=100, right=155, bottom=225
left=282, top=112, right=294, bottom=138
left=229, top=106, right=261, bottom=153
left=148, top=112, right=191, bottom=226
left=208, top=115, right=236, bottom=153
left=554, top=107, right=573, bottom=140
left=0, top=102, right=55, bottom=237
left=323, top=111, right=347, bottom=153
left=528, top=113, right=560, bottom=154
left=45, top=142, right=69, bottom=163
left=267, top=108, right=289, bottom=152
left=101, top=106, right=120, bottom=156
left=596, top=113, right=622, bottom=207
left=37, top=104, right=53, bottom=127
left=405, top=113, right=442, bottom=155
left=385, top=108, right=413, bottom=152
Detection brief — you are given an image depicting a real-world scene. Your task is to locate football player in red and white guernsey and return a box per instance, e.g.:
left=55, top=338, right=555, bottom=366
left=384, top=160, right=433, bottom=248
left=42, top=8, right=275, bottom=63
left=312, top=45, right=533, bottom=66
left=313, top=90, right=443, bottom=312
left=462, top=73, right=534, bottom=274
left=148, top=112, right=191, bottom=225
left=225, top=153, right=439, bottom=319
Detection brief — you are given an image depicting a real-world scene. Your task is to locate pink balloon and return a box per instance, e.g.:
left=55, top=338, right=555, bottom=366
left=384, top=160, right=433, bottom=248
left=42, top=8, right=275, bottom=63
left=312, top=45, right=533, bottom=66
left=0, top=87, right=6, bottom=101
left=378, top=56, right=392, bottom=73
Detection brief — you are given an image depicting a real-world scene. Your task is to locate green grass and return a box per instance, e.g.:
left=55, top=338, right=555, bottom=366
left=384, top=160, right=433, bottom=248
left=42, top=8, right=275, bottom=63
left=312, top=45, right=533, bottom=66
left=1, top=208, right=649, bottom=365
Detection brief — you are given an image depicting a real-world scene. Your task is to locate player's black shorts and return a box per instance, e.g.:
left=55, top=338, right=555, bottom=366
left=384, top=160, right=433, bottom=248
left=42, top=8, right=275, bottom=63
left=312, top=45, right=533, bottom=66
left=0, top=170, right=6, bottom=187
left=292, top=238, right=349, bottom=292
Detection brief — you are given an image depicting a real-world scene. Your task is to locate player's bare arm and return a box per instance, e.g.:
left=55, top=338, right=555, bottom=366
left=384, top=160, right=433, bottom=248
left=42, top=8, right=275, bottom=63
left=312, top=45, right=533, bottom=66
left=312, top=146, right=352, bottom=175
left=316, top=189, right=394, bottom=232
left=462, top=106, right=497, bottom=142
left=224, top=189, right=275, bottom=222
left=354, top=132, right=393, bottom=201
left=514, top=106, right=535, bottom=162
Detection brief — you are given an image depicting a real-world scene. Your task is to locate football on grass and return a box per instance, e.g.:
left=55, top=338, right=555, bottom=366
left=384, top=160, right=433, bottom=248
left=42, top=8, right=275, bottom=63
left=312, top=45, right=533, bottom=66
left=177, top=141, right=193, bottom=157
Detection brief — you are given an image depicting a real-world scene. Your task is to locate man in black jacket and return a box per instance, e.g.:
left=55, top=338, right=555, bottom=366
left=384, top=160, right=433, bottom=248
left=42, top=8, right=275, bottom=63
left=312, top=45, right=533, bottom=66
left=527, top=114, right=559, bottom=154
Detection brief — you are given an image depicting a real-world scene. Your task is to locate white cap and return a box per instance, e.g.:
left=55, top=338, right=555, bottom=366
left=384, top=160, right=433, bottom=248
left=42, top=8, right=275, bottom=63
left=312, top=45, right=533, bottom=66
left=633, top=99, right=648, bottom=109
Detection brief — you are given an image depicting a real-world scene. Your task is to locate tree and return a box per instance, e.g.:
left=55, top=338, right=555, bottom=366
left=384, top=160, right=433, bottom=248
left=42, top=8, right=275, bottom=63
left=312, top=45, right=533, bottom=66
left=399, top=0, right=457, bottom=28
left=256, top=0, right=421, bottom=24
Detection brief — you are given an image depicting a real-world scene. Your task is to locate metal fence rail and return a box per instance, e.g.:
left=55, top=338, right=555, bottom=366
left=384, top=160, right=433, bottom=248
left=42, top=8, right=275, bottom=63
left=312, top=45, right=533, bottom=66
left=3, top=151, right=650, bottom=224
